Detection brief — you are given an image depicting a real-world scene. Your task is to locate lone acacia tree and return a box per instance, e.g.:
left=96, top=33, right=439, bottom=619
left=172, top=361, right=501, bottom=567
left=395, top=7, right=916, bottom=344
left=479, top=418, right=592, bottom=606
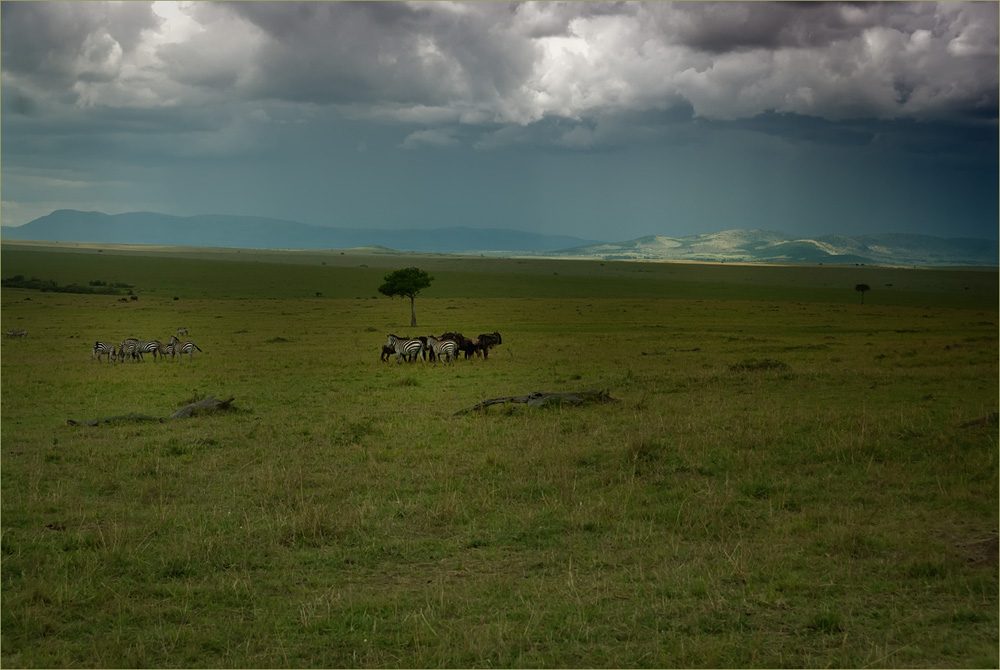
left=855, top=283, right=871, bottom=304
left=379, top=267, right=434, bottom=327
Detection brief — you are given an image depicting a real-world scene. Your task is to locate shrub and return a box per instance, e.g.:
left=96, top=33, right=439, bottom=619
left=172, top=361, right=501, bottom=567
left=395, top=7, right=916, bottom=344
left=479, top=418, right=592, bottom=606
left=728, top=358, right=790, bottom=372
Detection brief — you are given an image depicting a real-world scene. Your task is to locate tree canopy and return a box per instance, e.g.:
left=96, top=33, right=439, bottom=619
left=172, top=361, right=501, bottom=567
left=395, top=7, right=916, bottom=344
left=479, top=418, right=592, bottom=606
left=855, top=283, right=871, bottom=304
left=378, top=267, right=434, bottom=327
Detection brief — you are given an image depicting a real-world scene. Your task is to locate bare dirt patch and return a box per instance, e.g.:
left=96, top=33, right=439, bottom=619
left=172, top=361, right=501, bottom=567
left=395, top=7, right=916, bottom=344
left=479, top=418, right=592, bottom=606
left=955, top=534, right=999, bottom=567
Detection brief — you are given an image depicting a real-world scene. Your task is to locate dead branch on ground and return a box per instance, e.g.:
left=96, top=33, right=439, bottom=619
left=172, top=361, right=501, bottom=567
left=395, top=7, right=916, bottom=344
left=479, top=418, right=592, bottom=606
left=454, top=389, right=616, bottom=416
left=67, top=395, right=236, bottom=426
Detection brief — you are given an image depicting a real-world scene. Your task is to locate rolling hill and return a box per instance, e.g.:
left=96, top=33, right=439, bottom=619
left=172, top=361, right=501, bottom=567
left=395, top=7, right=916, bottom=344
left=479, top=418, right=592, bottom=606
left=547, top=230, right=997, bottom=266
left=1, top=210, right=996, bottom=266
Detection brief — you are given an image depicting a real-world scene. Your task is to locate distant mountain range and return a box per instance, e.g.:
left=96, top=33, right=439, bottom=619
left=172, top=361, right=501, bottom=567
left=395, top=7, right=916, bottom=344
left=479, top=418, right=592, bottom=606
left=0, top=210, right=600, bottom=254
left=1, top=210, right=996, bottom=266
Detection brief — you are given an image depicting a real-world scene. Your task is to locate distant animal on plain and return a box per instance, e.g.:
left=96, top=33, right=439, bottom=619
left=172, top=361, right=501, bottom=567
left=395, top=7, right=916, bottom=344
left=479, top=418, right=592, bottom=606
left=385, top=334, right=425, bottom=364
left=133, top=340, right=162, bottom=361
left=157, top=340, right=176, bottom=360
left=170, top=335, right=203, bottom=360
left=426, top=336, right=458, bottom=365
left=477, top=331, right=503, bottom=359
left=92, top=341, right=117, bottom=362
left=117, top=338, right=141, bottom=362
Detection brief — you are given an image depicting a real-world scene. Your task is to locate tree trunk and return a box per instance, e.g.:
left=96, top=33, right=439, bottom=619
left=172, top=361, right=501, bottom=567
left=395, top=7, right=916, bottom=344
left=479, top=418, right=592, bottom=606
left=410, top=296, right=417, bottom=327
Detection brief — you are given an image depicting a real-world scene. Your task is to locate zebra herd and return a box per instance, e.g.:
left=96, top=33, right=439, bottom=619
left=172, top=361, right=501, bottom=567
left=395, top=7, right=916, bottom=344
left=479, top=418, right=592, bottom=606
left=92, top=334, right=203, bottom=362
left=382, top=331, right=502, bottom=365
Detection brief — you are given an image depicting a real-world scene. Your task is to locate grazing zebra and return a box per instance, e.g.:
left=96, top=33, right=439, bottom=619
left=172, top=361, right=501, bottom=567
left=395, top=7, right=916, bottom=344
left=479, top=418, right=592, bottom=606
left=170, top=335, right=204, bottom=360
left=117, top=338, right=141, bottom=362
left=134, top=340, right=162, bottom=361
left=385, top=334, right=425, bottom=364
left=92, top=341, right=117, bottom=362
left=426, top=336, right=458, bottom=365
left=176, top=327, right=189, bottom=336
left=5, top=328, right=27, bottom=338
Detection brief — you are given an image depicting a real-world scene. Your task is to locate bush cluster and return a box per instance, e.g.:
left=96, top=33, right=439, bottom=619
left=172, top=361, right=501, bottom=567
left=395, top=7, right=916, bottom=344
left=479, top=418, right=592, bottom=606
left=1, top=275, right=133, bottom=295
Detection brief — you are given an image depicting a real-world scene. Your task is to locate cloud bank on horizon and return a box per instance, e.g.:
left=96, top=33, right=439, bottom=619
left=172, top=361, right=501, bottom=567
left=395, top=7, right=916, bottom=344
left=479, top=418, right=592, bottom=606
left=2, top=1, right=997, bottom=241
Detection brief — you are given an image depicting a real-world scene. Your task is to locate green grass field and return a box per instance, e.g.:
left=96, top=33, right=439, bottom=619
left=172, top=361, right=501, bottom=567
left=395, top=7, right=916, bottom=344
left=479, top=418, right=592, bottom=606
left=2, top=243, right=997, bottom=667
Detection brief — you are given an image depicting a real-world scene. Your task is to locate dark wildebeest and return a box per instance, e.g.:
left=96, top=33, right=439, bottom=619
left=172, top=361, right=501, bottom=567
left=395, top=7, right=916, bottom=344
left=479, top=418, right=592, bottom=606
left=477, top=331, right=503, bottom=359
left=438, top=332, right=480, bottom=360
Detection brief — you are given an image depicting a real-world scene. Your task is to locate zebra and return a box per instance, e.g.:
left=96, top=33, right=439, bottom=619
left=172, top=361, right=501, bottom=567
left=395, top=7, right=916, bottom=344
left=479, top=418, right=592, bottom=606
left=117, top=338, right=141, bottom=362
left=156, top=340, right=176, bottom=361
left=92, top=341, right=117, bottom=362
left=426, top=336, right=458, bottom=365
left=176, top=327, right=189, bottom=336
left=5, top=328, right=27, bottom=338
left=385, top=334, right=425, bottom=364
left=171, top=336, right=203, bottom=360
left=134, top=340, right=162, bottom=361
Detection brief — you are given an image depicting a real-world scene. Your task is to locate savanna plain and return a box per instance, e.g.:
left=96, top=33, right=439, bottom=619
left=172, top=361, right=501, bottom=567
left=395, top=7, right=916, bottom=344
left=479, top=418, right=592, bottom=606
left=1, top=243, right=997, bottom=668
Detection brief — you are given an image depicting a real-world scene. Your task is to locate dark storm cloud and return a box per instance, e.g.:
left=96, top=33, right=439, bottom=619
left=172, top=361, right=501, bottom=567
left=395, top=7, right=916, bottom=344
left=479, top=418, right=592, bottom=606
left=1, top=1, right=161, bottom=86
left=3, top=1, right=996, bottom=127
left=636, top=1, right=998, bottom=122
left=655, top=1, right=888, bottom=52
left=212, top=0, right=997, bottom=125
left=202, top=1, right=540, bottom=113
left=1, top=1, right=996, bottom=239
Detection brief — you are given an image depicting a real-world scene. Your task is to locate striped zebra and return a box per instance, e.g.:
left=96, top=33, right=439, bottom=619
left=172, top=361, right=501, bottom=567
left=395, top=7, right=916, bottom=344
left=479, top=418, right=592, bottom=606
left=385, top=334, right=425, bottom=364
left=92, top=341, right=117, bottom=362
left=426, top=336, right=458, bottom=365
left=176, top=327, right=189, bottom=336
left=170, top=336, right=203, bottom=360
left=156, top=340, right=176, bottom=361
left=134, top=340, right=162, bottom=361
left=117, top=338, right=141, bottom=362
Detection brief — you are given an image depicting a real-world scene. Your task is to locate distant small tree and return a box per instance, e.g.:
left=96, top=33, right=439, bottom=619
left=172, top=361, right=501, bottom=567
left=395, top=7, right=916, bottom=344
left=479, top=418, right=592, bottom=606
left=855, top=283, right=871, bottom=304
left=379, top=267, right=434, bottom=327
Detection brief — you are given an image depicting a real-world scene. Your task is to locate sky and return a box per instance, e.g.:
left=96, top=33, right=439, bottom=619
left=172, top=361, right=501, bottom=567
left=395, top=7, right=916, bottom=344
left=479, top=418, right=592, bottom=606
left=1, top=1, right=997, bottom=242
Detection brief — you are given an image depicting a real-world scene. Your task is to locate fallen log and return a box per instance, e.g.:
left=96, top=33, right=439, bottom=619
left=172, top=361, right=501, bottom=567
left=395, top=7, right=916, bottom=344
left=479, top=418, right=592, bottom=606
left=168, top=395, right=235, bottom=419
left=454, top=389, right=616, bottom=416
left=68, top=395, right=236, bottom=426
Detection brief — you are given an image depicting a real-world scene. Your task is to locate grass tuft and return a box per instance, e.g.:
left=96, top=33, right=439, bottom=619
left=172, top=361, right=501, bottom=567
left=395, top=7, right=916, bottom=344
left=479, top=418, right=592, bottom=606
left=728, top=358, right=790, bottom=372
